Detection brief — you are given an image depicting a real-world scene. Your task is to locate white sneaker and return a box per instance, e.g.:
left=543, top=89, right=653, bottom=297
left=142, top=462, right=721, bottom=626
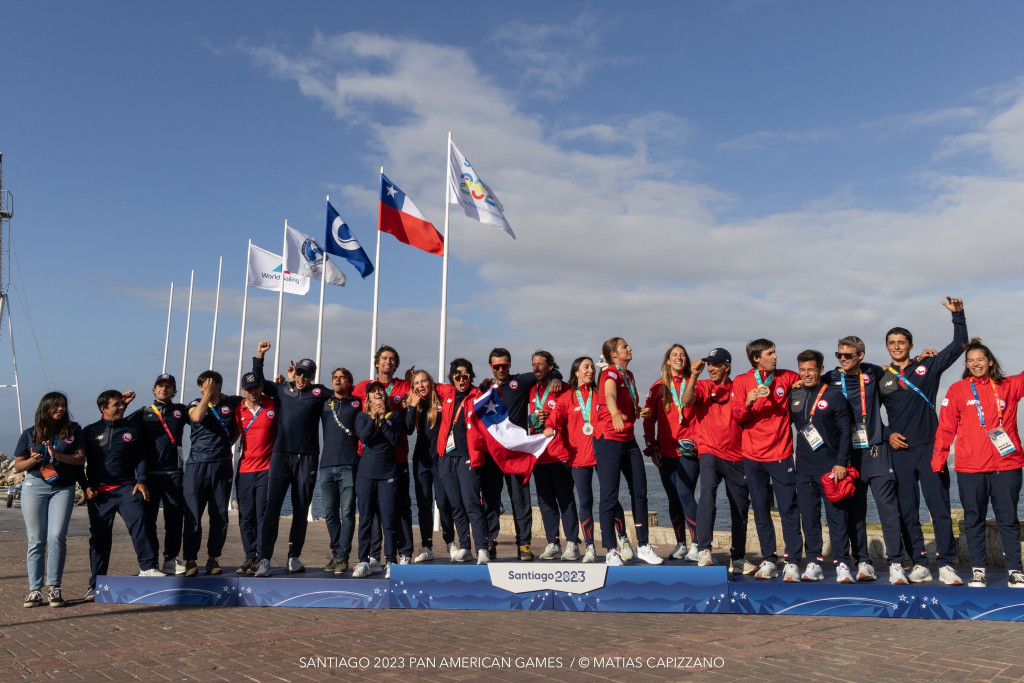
left=162, top=557, right=186, bottom=575
left=669, top=542, right=688, bottom=560
left=637, top=544, right=663, bottom=565
left=939, top=565, right=963, bottom=586
left=605, top=549, right=623, bottom=566
left=399, top=555, right=412, bottom=565
left=856, top=562, right=876, bottom=581
left=968, top=568, right=986, bottom=588
left=385, top=562, right=392, bottom=579
left=138, top=568, right=166, bottom=578
left=889, top=563, right=909, bottom=585
left=476, top=549, right=490, bottom=565
left=1009, top=570, right=1024, bottom=589
left=782, top=563, right=801, bottom=583
left=684, top=544, right=700, bottom=562
left=447, top=542, right=459, bottom=561
left=287, top=557, right=305, bottom=573
left=540, top=543, right=561, bottom=560
left=755, top=560, right=778, bottom=580
left=801, top=562, right=824, bottom=581
left=908, top=565, right=933, bottom=583
left=697, top=549, right=715, bottom=567
left=582, top=545, right=597, bottom=563
left=352, top=562, right=370, bottom=578
left=730, top=558, right=758, bottom=575
left=836, top=562, right=855, bottom=584
left=253, top=559, right=271, bottom=577
left=561, top=542, right=581, bottom=561
left=617, top=535, right=634, bottom=561
left=453, top=548, right=474, bottom=562
left=413, top=547, right=433, bottom=563
left=368, top=557, right=383, bottom=575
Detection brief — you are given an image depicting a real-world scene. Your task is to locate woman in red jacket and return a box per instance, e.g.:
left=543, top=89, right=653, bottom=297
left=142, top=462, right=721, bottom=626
left=932, top=338, right=1024, bottom=588
left=643, top=344, right=700, bottom=562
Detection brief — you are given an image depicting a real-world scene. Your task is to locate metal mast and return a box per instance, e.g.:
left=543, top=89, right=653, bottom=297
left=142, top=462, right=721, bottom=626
left=0, top=152, right=24, bottom=432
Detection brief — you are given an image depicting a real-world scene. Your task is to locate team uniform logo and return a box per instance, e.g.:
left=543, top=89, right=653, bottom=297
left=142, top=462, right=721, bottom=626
left=64, top=437, right=75, bottom=444
left=547, top=399, right=557, bottom=409
left=775, top=386, right=785, bottom=397
left=863, top=375, right=872, bottom=384
left=267, top=410, right=276, bottom=419
left=312, top=388, right=322, bottom=397
left=351, top=400, right=360, bottom=409
left=392, top=396, right=402, bottom=405
left=915, top=366, right=928, bottom=376
left=122, top=433, right=134, bottom=442
left=510, top=380, right=520, bottom=390
left=173, top=410, right=182, bottom=419
left=817, top=399, right=829, bottom=410
left=221, top=406, right=231, bottom=414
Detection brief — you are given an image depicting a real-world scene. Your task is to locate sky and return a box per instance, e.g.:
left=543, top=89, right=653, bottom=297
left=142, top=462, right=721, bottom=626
left=2, top=1, right=1024, bottom=447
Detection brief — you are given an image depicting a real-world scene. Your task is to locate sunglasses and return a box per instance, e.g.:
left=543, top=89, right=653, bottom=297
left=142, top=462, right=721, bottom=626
left=835, top=352, right=857, bottom=360
left=491, top=363, right=510, bottom=370
left=453, top=372, right=471, bottom=380
left=294, top=369, right=314, bottom=378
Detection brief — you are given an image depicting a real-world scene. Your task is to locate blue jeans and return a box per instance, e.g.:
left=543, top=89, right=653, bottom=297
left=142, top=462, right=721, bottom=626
left=320, top=465, right=356, bottom=560
left=21, top=477, right=76, bottom=590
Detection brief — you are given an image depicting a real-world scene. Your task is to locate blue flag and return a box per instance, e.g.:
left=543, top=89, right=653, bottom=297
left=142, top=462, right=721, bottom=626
left=324, top=201, right=374, bottom=278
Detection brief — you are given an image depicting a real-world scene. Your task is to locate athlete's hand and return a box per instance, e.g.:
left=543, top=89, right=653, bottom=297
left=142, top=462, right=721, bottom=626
left=690, top=360, right=705, bottom=376
left=534, top=408, right=549, bottom=422
left=200, top=378, right=215, bottom=399
left=404, top=365, right=416, bottom=384
left=549, top=378, right=563, bottom=393
left=650, top=451, right=662, bottom=468
left=917, top=348, right=938, bottom=359
left=832, top=465, right=848, bottom=481
left=287, top=362, right=296, bottom=381
left=133, top=483, right=150, bottom=502
left=85, top=487, right=97, bottom=501
left=639, top=406, right=652, bottom=419
left=122, top=391, right=136, bottom=406
left=274, top=374, right=286, bottom=384
left=407, top=391, right=421, bottom=407
left=941, top=297, right=964, bottom=313
left=889, top=432, right=908, bottom=450
left=611, top=413, right=625, bottom=432
left=256, top=341, right=271, bottom=359
left=746, top=388, right=760, bottom=407
left=791, top=379, right=803, bottom=390
left=543, top=428, right=555, bottom=438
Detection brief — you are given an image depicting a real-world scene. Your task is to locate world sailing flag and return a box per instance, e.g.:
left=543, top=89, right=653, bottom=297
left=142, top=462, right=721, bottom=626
left=324, top=201, right=374, bottom=278
left=447, top=139, right=515, bottom=239
left=246, top=243, right=310, bottom=295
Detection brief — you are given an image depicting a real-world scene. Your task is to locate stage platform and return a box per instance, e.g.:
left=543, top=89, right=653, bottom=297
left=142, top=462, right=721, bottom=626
left=95, top=562, right=1024, bottom=621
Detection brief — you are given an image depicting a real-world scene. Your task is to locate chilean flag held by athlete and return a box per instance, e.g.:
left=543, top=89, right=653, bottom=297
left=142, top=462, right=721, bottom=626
left=378, top=173, right=444, bottom=256
left=468, top=387, right=551, bottom=481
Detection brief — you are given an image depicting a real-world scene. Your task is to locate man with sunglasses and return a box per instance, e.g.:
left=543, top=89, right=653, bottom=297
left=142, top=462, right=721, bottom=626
left=879, top=297, right=967, bottom=586
left=252, top=341, right=331, bottom=576
left=478, top=348, right=562, bottom=561
left=822, top=337, right=908, bottom=585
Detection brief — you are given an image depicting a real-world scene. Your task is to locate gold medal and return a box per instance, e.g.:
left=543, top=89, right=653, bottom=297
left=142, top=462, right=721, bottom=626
left=757, top=384, right=770, bottom=398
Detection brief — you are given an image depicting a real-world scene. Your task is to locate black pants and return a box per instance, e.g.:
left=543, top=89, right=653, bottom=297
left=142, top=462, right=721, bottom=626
left=413, top=456, right=455, bottom=547
left=260, top=452, right=317, bottom=562
left=236, top=469, right=269, bottom=559
left=481, top=453, right=533, bottom=546
left=88, top=484, right=157, bottom=586
left=958, top=468, right=1022, bottom=571
left=594, top=437, right=649, bottom=550
left=695, top=454, right=749, bottom=560
left=745, top=457, right=802, bottom=563
left=892, top=443, right=957, bottom=567
left=143, top=469, right=185, bottom=561
left=437, top=453, right=475, bottom=550
left=183, top=459, right=233, bottom=561
left=570, top=465, right=625, bottom=547
left=849, top=444, right=905, bottom=565
left=796, top=472, right=852, bottom=565
left=356, top=476, right=397, bottom=564
left=533, top=461, right=580, bottom=545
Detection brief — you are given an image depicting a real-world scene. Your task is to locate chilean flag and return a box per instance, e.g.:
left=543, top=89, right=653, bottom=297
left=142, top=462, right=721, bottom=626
left=468, top=387, right=551, bottom=481
left=378, top=173, right=444, bottom=256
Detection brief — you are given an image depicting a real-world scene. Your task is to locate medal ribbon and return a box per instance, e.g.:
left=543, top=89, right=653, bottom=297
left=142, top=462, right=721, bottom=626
left=614, top=364, right=639, bottom=410
left=669, top=375, right=687, bottom=416
left=575, top=387, right=593, bottom=427
left=754, top=370, right=775, bottom=395
left=534, top=382, right=553, bottom=412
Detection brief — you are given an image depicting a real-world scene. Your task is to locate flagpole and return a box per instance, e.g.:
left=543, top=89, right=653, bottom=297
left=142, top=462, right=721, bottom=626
left=315, top=195, right=329, bottom=385
left=210, top=255, right=223, bottom=369
left=370, top=167, right=384, bottom=378
left=438, top=132, right=452, bottom=380
left=274, top=221, right=287, bottom=378
left=236, top=241, right=252, bottom=393
left=182, top=269, right=194, bottom=388
left=162, top=281, right=174, bottom=373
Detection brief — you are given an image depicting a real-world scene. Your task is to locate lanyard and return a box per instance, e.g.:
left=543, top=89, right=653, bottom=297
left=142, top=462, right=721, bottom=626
left=242, top=405, right=263, bottom=434
left=208, top=401, right=231, bottom=436
left=575, top=387, right=592, bottom=425
left=669, top=375, right=687, bottom=415
left=614, top=365, right=638, bottom=410
left=806, top=385, right=829, bottom=420
left=886, top=365, right=934, bottom=408
left=150, top=404, right=177, bottom=445
left=839, top=372, right=867, bottom=426
left=969, top=379, right=1004, bottom=428
left=446, top=396, right=469, bottom=441
left=534, top=381, right=553, bottom=411
left=329, top=399, right=355, bottom=437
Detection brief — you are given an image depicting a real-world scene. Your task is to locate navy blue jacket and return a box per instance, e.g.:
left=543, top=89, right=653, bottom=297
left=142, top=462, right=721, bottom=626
left=15, top=424, right=86, bottom=489
left=405, top=402, right=442, bottom=467
left=187, top=395, right=242, bottom=463
left=821, top=363, right=886, bottom=447
left=879, top=311, right=967, bottom=448
left=355, top=411, right=400, bottom=480
left=481, top=370, right=562, bottom=429
left=254, top=356, right=329, bottom=455
left=129, top=400, right=189, bottom=472
left=84, top=419, right=146, bottom=487
left=320, top=394, right=362, bottom=468
left=789, top=383, right=854, bottom=475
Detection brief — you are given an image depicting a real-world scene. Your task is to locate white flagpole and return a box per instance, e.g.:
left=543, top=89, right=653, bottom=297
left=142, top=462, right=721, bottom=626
left=370, top=167, right=383, bottom=378
left=236, top=241, right=252, bottom=392
left=210, top=255, right=223, bottom=369
left=438, top=132, right=452, bottom=379
left=315, top=195, right=329, bottom=384
left=162, top=281, right=174, bottom=373
left=274, top=221, right=287, bottom=378
left=182, top=269, right=195, bottom=388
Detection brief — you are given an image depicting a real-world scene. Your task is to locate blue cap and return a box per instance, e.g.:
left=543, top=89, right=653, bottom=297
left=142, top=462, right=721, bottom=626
left=703, top=348, right=732, bottom=364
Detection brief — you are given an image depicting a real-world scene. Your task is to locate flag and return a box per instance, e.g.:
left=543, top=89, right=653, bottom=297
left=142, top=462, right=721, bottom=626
left=378, top=173, right=444, bottom=256
left=247, top=243, right=310, bottom=295
left=447, top=140, right=515, bottom=239
left=468, top=387, right=551, bottom=482
left=284, top=225, right=346, bottom=286
left=324, top=201, right=374, bottom=278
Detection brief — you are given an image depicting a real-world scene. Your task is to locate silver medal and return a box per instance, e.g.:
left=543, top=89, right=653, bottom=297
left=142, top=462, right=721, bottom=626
left=582, top=423, right=594, bottom=436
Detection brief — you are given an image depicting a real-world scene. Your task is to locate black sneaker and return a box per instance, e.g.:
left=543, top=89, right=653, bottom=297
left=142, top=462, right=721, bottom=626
left=324, top=557, right=339, bottom=572
left=23, top=590, right=43, bottom=608
left=333, top=558, right=349, bottom=574
left=47, top=586, right=64, bottom=608
left=206, top=558, right=222, bottom=575
left=236, top=557, right=254, bottom=575
left=184, top=560, right=198, bottom=577
left=1009, top=571, right=1024, bottom=589
left=968, top=568, right=987, bottom=588
left=518, top=544, right=534, bottom=562
left=487, top=543, right=497, bottom=560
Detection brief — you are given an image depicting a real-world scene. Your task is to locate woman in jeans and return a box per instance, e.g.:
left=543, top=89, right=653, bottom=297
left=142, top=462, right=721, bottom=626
left=14, top=392, right=86, bottom=607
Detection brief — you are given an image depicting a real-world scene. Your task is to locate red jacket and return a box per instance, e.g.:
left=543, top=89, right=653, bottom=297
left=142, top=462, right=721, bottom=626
left=234, top=396, right=276, bottom=473
left=932, top=375, right=1024, bottom=473
left=730, top=368, right=800, bottom=462
left=545, top=387, right=596, bottom=468
left=594, top=366, right=639, bottom=442
left=354, top=378, right=411, bottom=463
left=691, top=379, right=743, bottom=461
left=642, top=376, right=697, bottom=457
left=529, top=381, right=568, bottom=463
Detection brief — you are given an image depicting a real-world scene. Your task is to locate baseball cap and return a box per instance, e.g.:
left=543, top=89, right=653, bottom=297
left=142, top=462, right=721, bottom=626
left=154, top=373, right=176, bottom=388
left=295, top=359, right=317, bottom=375
left=703, top=348, right=732, bottom=364
left=241, top=372, right=261, bottom=390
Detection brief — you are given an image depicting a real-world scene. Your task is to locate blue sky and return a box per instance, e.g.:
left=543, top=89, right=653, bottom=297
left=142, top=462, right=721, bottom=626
left=3, top=2, right=1024, bottom=445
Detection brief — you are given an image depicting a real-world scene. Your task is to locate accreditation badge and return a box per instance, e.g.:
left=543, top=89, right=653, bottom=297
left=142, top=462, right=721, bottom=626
left=987, top=427, right=1017, bottom=456
left=445, top=432, right=456, bottom=453
left=853, top=425, right=869, bottom=449
left=800, top=424, right=824, bottom=450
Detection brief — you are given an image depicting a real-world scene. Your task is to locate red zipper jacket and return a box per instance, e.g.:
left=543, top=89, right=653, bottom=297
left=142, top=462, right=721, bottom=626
left=692, top=379, right=743, bottom=461
left=545, top=387, right=597, bottom=468
left=642, top=377, right=697, bottom=457
left=932, top=375, right=1024, bottom=473
left=730, top=368, right=800, bottom=462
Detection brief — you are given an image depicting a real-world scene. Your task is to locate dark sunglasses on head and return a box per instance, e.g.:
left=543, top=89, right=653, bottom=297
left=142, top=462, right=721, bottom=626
left=835, top=352, right=857, bottom=360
